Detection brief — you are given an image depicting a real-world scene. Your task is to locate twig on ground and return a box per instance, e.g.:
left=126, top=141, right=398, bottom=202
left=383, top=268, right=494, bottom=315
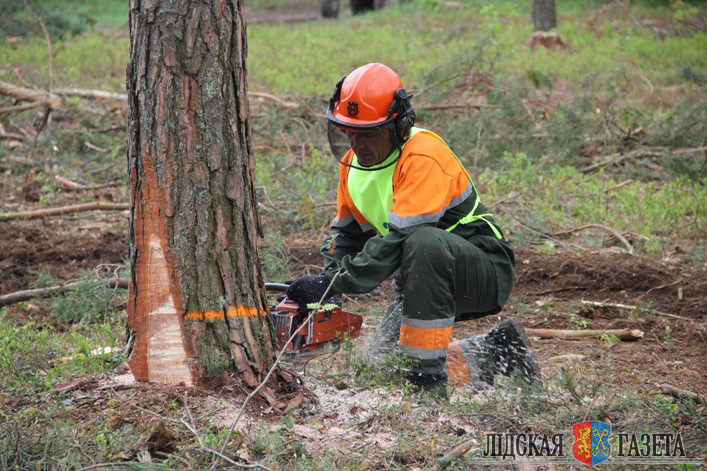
left=0, top=130, right=24, bottom=141
left=435, top=438, right=480, bottom=470
left=554, top=223, right=634, bottom=253
left=531, top=286, right=590, bottom=296
left=0, top=201, right=129, bottom=221
left=526, top=328, right=644, bottom=341
left=636, top=279, right=682, bottom=300
left=581, top=146, right=707, bottom=173
left=657, top=383, right=706, bottom=405
left=600, top=179, right=633, bottom=193
left=213, top=271, right=345, bottom=469
left=54, top=175, right=120, bottom=191
left=54, top=87, right=128, bottom=101
left=249, top=91, right=298, bottom=109
left=0, top=278, right=128, bottom=307
left=580, top=300, right=691, bottom=321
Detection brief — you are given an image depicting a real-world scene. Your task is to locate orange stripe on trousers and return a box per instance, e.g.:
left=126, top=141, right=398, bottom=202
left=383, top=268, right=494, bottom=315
left=447, top=340, right=471, bottom=387
left=399, top=325, right=453, bottom=351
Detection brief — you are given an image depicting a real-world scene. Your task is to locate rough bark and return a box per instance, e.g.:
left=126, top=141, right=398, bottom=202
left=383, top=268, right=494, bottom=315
left=126, top=0, right=276, bottom=387
left=532, top=0, right=557, bottom=31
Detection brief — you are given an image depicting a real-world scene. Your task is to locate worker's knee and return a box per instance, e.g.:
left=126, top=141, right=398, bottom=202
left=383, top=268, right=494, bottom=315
left=401, top=227, right=450, bottom=263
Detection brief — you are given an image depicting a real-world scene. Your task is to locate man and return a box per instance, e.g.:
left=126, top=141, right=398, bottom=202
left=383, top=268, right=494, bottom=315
left=286, top=63, right=539, bottom=397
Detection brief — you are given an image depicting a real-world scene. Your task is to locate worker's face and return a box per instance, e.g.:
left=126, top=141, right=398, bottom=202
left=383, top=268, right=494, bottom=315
left=345, top=128, right=392, bottom=167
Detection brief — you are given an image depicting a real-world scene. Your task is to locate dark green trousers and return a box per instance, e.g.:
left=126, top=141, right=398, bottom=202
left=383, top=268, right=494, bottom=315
left=398, top=227, right=502, bottom=376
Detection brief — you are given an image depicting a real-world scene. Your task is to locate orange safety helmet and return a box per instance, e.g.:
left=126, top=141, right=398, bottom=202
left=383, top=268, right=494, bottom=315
left=327, top=63, right=415, bottom=142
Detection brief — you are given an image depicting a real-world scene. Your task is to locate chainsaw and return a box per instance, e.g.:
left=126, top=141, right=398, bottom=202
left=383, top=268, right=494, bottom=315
left=265, top=283, right=363, bottom=360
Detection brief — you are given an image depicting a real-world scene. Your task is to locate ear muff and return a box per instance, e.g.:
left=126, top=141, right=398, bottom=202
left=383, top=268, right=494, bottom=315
left=390, top=88, right=416, bottom=143
left=329, top=75, right=346, bottom=116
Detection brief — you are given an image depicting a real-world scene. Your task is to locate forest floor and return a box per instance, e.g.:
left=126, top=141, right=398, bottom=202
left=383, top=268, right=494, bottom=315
left=1, top=206, right=705, bottom=469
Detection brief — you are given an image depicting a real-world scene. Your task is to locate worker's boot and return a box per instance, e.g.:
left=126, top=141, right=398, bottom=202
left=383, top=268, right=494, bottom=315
left=466, top=318, right=542, bottom=386
left=406, top=371, right=449, bottom=400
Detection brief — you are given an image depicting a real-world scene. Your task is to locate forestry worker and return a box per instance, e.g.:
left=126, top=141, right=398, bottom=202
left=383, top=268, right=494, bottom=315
left=286, top=63, right=540, bottom=398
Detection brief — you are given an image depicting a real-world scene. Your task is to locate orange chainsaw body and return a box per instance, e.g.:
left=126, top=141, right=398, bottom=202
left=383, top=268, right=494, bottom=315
left=270, top=297, right=363, bottom=358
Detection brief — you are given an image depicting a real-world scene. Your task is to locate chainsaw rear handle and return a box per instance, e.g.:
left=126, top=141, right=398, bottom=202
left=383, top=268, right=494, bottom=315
left=264, top=282, right=290, bottom=292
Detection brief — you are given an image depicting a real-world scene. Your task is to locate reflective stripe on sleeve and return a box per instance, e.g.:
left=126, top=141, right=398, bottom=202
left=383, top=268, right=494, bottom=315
left=388, top=183, right=474, bottom=229
left=332, top=214, right=355, bottom=227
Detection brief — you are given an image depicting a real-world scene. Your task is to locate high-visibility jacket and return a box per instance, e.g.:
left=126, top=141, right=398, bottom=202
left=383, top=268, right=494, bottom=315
left=321, top=128, right=515, bottom=310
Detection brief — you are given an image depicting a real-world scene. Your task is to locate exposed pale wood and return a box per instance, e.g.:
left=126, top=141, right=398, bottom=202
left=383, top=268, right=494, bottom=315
left=526, top=328, right=644, bottom=341
left=0, top=201, right=129, bottom=221
left=0, top=278, right=129, bottom=307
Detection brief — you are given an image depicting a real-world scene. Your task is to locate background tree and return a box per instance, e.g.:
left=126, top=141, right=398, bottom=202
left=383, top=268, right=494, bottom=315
left=126, top=0, right=277, bottom=390
left=532, top=0, right=557, bottom=31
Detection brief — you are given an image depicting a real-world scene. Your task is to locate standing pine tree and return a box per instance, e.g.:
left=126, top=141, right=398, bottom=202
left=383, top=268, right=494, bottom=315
left=126, top=0, right=277, bottom=390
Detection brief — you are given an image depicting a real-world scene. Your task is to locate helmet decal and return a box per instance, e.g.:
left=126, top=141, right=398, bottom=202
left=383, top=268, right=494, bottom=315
left=347, top=101, right=359, bottom=117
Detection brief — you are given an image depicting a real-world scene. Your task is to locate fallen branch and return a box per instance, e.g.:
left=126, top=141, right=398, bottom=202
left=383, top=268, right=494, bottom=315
left=435, top=438, right=480, bottom=471
left=580, top=300, right=691, bottom=321
left=0, top=80, right=61, bottom=114
left=248, top=91, right=298, bottom=109
left=657, top=383, right=706, bottom=405
left=555, top=223, right=634, bottom=253
left=0, top=201, right=129, bottom=221
left=0, top=278, right=128, bottom=307
left=0, top=130, right=24, bottom=141
left=54, top=87, right=128, bottom=101
left=526, top=328, right=644, bottom=341
left=54, top=175, right=120, bottom=191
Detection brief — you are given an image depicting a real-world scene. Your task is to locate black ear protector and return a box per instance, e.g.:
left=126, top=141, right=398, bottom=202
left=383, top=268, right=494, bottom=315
left=388, top=88, right=416, bottom=144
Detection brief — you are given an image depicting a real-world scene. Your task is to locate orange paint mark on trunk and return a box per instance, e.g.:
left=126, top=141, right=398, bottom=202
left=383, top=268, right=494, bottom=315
left=185, top=306, right=265, bottom=321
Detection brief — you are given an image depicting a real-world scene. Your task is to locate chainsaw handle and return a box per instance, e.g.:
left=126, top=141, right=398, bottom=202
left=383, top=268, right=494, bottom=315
left=264, top=282, right=290, bottom=292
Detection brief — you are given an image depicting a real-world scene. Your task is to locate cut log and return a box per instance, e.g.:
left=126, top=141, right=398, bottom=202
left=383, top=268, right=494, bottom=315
left=0, top=278, right=129, bottom=307
left=526, top=328, right=644, bottom=341
left=0, top=201, right=129, bottom=221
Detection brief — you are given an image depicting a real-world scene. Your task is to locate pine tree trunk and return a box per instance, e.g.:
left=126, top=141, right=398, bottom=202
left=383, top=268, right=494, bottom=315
left=532, top=0, right=557, bottom=31
left=126, top=0, right=276, bottom=388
